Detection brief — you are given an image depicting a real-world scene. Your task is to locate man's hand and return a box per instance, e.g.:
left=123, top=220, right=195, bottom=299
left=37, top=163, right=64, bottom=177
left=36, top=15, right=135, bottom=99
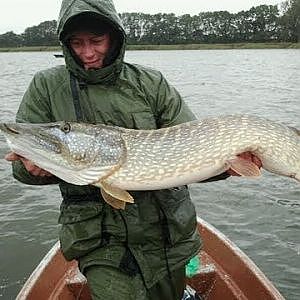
left=5, top=152, right=53, bottom=177
left=227, top=152, right=262, bottom=176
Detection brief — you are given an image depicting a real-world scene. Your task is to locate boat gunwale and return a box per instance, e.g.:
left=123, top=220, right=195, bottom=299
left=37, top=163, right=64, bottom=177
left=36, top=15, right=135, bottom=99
left=16, top=241, right=62, bottom=300
left=197, top=217, right=285, bottom=299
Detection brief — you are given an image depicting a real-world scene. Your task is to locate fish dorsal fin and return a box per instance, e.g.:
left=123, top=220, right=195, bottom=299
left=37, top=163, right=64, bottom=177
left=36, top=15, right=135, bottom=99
left=227, top=157, right=261, bottom=177
left=97, top=180, right=134, bottom=210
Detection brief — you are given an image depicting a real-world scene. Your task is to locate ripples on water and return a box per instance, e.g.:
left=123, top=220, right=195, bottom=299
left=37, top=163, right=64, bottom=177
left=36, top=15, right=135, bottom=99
left=0, top=50, right=299, bottom=299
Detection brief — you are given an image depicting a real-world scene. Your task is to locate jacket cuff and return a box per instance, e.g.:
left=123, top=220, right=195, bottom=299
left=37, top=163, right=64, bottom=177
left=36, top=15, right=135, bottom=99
left=200, top=172, right=231, bottom=183
left=12, top=161, right=60, bottom=185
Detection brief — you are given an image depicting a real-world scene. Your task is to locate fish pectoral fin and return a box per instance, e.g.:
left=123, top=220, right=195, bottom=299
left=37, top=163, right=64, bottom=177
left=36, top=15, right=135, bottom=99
left=227, top=157, right=261, bottom=177
left=100, top=189, right=127, bottom=210
left=97, top=180, right=134, bottom=210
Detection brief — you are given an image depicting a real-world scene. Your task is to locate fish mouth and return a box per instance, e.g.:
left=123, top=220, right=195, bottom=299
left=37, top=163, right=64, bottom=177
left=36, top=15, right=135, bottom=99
left=0, top=122, right=62, bottom=154
left=0, top=123, right=20, bottom=135
left=294, top=173, right=300, bottom=182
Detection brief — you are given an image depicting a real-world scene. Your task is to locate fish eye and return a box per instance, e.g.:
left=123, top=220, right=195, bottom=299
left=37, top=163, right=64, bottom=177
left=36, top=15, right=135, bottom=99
left=61, top=122, right=71, bottom=133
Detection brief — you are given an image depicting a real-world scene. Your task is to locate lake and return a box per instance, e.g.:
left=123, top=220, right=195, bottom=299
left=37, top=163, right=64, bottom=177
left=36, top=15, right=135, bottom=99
left=0, top=49, right=299, bottom=299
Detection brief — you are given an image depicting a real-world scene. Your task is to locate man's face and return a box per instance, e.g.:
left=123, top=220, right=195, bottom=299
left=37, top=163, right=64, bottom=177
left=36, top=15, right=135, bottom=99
left=69, top=32, right=111, bottom=70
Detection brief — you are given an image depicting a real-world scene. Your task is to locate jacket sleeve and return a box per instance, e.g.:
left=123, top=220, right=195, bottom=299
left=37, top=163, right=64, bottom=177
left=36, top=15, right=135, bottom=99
left=12, top=73, right=60, bottom=185
left=154, top=74, right=196, bottom=127
left=154, top=73, right=230, bottom=182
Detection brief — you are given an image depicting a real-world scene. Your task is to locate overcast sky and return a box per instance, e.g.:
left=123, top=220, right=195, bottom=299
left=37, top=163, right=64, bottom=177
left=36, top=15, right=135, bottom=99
left=0, top=0, right=281, bottom=34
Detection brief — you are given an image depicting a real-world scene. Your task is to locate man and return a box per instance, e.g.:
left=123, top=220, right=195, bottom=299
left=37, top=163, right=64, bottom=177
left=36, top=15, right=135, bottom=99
left=5, top=0, right=261, bottom=299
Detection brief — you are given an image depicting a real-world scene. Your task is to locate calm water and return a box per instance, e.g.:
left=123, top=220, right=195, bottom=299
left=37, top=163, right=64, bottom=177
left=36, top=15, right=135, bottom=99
left=0, top=49, right=299, bottom=299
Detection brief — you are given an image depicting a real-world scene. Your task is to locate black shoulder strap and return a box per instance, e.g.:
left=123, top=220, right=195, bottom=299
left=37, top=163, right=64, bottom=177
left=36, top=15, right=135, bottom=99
left=70, top=73, right=83, bottom=122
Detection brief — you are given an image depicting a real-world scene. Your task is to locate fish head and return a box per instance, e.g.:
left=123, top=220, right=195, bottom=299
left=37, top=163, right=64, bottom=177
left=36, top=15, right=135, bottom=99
left=0, top=121, right=125, bottom=184
left=0, top=121, right=101, bottom=166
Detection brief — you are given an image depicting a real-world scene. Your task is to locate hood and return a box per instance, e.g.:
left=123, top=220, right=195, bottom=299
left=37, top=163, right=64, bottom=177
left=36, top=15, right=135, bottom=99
left=57, top=0, right=126, bottom=84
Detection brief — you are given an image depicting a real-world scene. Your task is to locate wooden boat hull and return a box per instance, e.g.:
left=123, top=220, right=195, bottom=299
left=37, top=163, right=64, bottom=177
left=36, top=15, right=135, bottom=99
left=16, top=217, right=285, bottom=299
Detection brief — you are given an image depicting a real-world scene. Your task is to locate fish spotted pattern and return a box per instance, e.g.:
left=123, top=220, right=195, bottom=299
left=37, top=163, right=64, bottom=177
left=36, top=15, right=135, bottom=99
left=0, top=115, right=299, bottom=209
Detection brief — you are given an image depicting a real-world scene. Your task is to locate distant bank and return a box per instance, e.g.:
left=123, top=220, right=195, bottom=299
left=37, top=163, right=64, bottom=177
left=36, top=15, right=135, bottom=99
left=0, top=43, right=299, bottom=52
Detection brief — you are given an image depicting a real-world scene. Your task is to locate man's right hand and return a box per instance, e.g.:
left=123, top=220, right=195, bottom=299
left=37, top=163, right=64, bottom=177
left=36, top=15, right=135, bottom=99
left=5, top=152, right=53, bottom=177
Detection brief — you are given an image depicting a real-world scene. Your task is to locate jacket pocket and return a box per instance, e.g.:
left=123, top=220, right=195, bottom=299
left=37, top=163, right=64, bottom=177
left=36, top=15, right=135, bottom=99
left=154, top=186, right=197, bottom=246
left=58, top=201, right=104, bottom=260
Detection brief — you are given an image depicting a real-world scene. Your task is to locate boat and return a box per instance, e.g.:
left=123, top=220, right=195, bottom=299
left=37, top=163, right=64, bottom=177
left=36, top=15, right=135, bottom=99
left=16, top=217, right=285, bottom=299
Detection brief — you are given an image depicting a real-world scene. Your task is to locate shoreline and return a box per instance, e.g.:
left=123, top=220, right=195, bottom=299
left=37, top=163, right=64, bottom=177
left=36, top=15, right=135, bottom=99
left=0, top=42, right=299, bottom=52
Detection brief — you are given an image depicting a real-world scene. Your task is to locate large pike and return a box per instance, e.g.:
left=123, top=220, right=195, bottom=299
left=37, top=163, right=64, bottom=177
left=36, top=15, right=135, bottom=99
left=1, top=115, right=299, bottom=209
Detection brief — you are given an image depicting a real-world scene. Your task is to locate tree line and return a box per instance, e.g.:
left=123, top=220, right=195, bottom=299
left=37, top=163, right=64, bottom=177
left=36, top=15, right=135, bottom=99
left=0, top=1, right=299, bottom=48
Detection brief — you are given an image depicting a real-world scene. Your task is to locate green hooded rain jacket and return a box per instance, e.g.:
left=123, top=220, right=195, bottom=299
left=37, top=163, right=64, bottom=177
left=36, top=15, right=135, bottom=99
left=12, top=0, right=202, bottom=289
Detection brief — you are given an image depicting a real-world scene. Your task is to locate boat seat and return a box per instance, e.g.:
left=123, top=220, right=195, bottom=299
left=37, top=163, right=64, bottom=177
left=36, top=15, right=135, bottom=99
left=187, top=260, right=217, bottom=298
left=66, top=267, right=91, bottom=299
